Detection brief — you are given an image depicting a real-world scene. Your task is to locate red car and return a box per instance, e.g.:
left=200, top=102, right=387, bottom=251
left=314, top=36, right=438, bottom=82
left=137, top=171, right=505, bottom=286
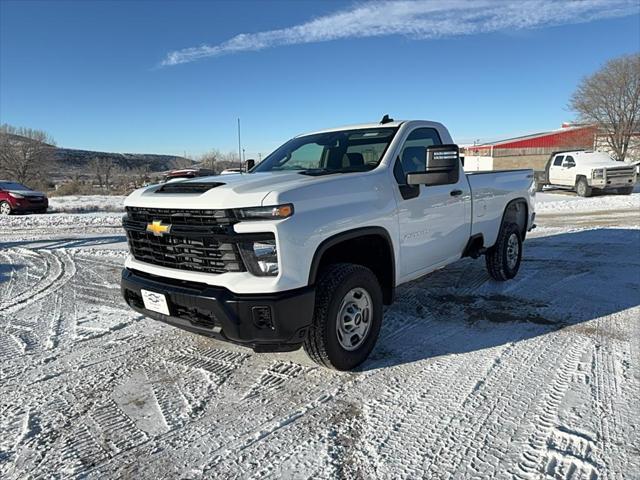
left=0, top=181, right=49, bottom=215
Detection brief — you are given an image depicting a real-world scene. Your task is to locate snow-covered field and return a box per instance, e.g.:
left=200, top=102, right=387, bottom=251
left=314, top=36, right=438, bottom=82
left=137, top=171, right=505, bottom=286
left=48, top=195, right=126, bottom=213
left=0, top=193, right=638, bottom=479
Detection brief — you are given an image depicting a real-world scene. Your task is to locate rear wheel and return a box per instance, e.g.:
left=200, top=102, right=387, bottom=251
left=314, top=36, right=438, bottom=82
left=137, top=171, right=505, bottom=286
left=485, top=222, right=522, bottom=281
left=576, top=177, right=592, bottom=197
left=0, top=201, right=11, bottom=215
left=303, top=263, right=382, bottom=370
left=618, top=186, right=634, bottom=195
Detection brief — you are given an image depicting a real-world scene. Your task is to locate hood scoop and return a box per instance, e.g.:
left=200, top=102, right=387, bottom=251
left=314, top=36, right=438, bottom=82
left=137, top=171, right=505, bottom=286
left=155, top=182, right=225, bottom=194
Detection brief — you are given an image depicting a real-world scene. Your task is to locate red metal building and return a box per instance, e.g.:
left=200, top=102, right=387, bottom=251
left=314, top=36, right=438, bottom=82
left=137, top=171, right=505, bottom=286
left=465, top=124, right=598, bottom=157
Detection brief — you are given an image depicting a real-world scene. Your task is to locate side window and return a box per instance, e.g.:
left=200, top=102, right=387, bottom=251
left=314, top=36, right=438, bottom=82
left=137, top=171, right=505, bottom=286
left=396, top=128, right=442, bottom=184
left=553, top=155, right=564, bottom=166
left=564, top=155, right=575, bottom=165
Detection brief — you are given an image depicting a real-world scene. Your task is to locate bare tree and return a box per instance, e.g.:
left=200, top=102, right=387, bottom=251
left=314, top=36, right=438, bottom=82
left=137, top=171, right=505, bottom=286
left=0, top=124, right=56, bottom=184
left=88, top=157, right=115, bottom=191
left=570, top=53, right=640, bottom=161
left=199, top=148, right=222, bottom=172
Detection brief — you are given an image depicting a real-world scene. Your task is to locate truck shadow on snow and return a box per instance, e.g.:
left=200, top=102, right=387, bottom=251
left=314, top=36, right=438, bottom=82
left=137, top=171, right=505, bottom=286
left=363, top=227, right=640, bottom=370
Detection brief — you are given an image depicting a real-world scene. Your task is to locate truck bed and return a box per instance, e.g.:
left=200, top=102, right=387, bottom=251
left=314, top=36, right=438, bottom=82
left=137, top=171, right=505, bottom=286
left=466, top=169, right=534, bottom=247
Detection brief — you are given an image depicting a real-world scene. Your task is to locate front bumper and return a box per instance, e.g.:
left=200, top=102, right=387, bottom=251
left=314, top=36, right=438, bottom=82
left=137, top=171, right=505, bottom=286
left=12, top=199, right=48, bottom=212
left=121, top=268, right=315, bottom=352
left=589, top=177, right=635, bottom=189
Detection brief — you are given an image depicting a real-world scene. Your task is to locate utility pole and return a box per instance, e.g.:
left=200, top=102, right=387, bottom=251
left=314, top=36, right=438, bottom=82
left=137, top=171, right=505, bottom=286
left=237, top=118, right=242, bottom=171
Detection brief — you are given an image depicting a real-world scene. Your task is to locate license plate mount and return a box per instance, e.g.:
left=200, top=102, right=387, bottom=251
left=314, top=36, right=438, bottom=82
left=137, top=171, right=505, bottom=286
left=141, top=289, right=170, bottom=316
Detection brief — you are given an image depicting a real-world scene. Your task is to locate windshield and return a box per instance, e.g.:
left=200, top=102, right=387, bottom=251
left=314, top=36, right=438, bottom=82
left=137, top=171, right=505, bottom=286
left=0, top=182, right=30, bottom=191
left=253, top=127, right=398, bottom=174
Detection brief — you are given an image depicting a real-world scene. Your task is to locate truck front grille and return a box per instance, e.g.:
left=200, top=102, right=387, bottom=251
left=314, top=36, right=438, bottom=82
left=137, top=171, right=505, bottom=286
left=123, top=207, right=245, bottom=274
left=606, top=167, right=636, bottom=178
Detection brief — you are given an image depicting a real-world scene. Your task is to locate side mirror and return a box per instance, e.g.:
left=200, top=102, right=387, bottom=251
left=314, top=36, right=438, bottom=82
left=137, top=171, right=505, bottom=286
left=245, top=159, right=255, bottom=171
left=406, top=144, right=460, bottom=186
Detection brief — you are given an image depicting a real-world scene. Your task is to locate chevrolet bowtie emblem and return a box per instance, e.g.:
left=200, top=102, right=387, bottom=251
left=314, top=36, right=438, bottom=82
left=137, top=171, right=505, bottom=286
left=146, top=220, right=171, bottom=237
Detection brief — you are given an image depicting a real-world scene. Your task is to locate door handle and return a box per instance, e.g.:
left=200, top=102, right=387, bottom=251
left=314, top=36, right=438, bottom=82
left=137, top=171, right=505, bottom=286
left=450, top=189, right=463, bottom=197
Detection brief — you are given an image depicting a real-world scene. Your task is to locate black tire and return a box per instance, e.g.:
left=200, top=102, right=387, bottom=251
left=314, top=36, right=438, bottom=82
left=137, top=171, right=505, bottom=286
left=576, top=177, right=592, bottom=197
left=485, top=222, right=522, bottom=281
left=0, top=201, right=12, bottom=216
left=303, top=263, right=383, bottom=370
left=618, top=186, right=634, bottom=195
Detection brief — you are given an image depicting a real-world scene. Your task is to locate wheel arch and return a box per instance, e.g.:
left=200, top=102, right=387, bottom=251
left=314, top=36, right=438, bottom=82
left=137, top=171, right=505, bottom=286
left=500, top=197, right=529, bottom=241
left=308, top=227, right=396, bottom=305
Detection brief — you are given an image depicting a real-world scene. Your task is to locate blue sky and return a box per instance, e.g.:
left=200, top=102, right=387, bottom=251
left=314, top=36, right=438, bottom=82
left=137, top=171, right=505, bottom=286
left=1, top=0, right=639, bottom=159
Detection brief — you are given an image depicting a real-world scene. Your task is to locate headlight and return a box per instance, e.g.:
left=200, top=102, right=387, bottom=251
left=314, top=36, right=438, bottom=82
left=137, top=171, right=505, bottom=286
left=592, top=169, right=604, bottom=178
left=234, top=204, right=293, bottom=220
left=8, top=192, right=24, bottom=199
left=239, top=239, right=278, bottom=276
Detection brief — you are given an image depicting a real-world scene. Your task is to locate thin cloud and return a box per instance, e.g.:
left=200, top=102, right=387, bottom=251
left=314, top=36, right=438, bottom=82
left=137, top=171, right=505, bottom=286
left=161, top=0, right=639, bottom=66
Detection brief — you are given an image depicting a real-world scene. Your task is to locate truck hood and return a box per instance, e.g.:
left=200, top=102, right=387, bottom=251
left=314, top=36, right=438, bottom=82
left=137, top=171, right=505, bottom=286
left=124, top=171, right=359, bottom=209
left=574, top=153, right=632, bottom=170
left=580, top=160, right=632, bottom=169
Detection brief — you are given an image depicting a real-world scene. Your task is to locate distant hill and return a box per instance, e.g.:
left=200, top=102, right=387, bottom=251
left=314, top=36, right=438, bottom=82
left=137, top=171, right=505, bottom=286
left=53, top=147, right=194, bottom=174
left=1, top=131, right=193, bottom=175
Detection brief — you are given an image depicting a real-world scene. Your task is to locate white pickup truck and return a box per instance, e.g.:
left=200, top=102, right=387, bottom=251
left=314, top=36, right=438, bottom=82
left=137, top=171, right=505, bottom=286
left=121, top=119, right=536, bottom=370
left=534, top=150, right=637, bottom=197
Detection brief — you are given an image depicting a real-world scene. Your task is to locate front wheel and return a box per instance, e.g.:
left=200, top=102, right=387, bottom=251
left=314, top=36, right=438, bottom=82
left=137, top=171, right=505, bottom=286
left=485, top=222, right=522, bottom=281
left=576, top=177, right=592, bottom=197
left=303, top=263, right=382, bottom=370
left=0, top=201, right=12, bottom=215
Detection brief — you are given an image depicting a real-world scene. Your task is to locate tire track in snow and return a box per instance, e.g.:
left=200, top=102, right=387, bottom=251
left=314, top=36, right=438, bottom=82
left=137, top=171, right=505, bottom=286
left=167, top=348, right=249, bottom=384
left=145, top=363, right=192, bottom=432
left=0, top=405, right=29, bottom=464
left=443, top=333, right=572, bottom=479
left=52, top=424, right=107, bottom=479
left=352, top=349, right=508, bottom=479
left=0, top=251, right=18, bottom=303
left=589, top=314, right=635, bottom=480
left=0, top=250, right=76, bottom=316
left=90, top=399, right=148, bottom=453
left=242, top=361, right=308, bottom=400
left=513, top=338, right=591, bottom=480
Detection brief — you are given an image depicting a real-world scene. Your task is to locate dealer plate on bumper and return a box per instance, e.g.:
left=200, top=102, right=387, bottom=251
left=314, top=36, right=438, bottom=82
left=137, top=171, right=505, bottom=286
left=141, top=289, right=170, bottom=315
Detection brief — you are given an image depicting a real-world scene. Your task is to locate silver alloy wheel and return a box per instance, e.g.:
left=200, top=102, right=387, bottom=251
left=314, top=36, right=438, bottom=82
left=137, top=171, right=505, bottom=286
left=577, top=181, right=585, bottom=196
left=0, top=202, right=10, bottom=215
left=336, top=287, right=372, bottom=351
left=506, top=233, right=520, bottom=270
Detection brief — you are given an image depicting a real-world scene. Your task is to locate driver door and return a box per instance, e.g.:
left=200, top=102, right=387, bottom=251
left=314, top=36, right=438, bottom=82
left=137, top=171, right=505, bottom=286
left=393, top=128, right=470, bottom=279
left=559, top=155, right=576, bottom=185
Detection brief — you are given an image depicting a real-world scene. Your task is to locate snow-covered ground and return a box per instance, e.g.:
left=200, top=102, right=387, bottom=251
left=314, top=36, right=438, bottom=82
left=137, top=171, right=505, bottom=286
left=0, top=195, right=638, bottom=479
left=48, top=195, right=126, bottom=213
left=536, top=188, right=640, bottom=214
left=38, top=189, right=640, bottom=214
